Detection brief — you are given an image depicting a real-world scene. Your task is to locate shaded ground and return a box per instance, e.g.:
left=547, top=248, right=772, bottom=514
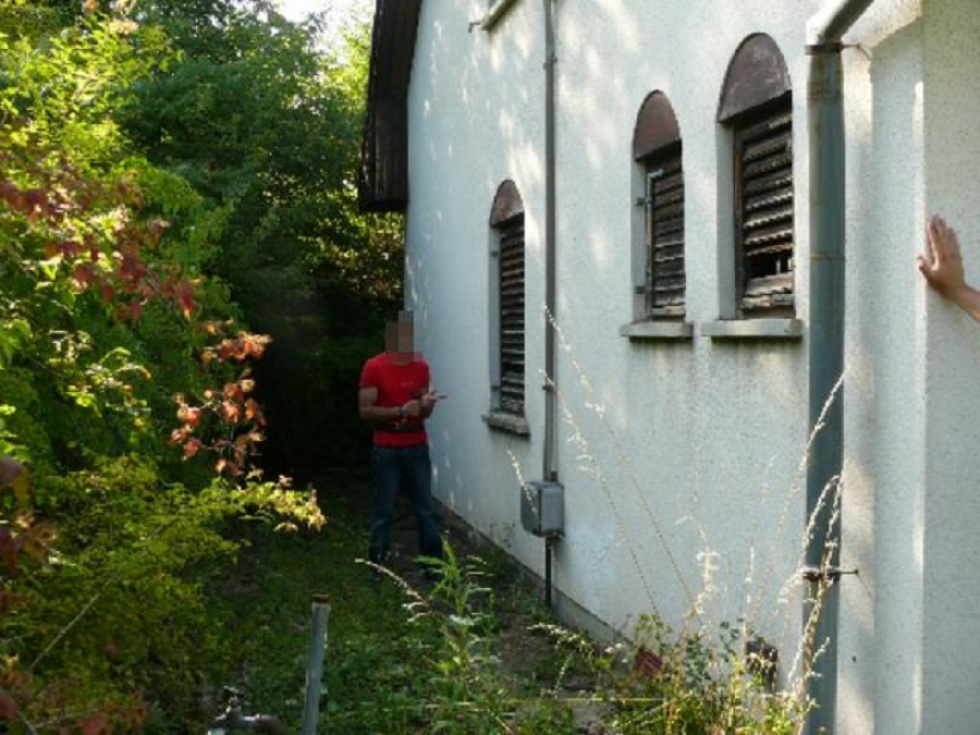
left=349, top=471, right=614, bottom=732
left=223, top=469, right=810, bottom=733
left=338, top=468, right=585, bottom=691
left=221, top=468, right=610, bottom=734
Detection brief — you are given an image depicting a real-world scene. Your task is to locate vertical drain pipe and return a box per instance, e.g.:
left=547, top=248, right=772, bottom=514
left=542, top=0, right=559, bottom=607
left=542, top=0, right=557, bottom=484
left=805, top=1, right=875, bottom=732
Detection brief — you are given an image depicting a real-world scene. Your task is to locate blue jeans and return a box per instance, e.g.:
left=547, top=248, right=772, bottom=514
left=368, top=443, right=443, bottom=565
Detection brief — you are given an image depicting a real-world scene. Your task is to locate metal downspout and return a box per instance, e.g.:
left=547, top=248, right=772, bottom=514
left=805, top=1, right=875, bottom=732
left=541, top=0, right=558, bottom=607
left=543, top=0, right=557, bottom=484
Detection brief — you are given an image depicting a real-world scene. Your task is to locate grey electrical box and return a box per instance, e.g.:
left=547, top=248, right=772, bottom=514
left=520, top=480, right=564, bottom=537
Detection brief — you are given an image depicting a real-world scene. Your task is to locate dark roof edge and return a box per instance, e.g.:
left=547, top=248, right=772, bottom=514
left=358, top=0, right=422, bottom=213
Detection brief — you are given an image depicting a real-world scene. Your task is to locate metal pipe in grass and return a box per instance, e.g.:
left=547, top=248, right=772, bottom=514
left=301, top=595, right=331, bottom=735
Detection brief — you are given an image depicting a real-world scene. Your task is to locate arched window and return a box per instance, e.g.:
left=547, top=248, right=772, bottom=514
left=633, top=91, right=685, bottom=320
left=489, top=180, right=525, bottom=418
left=718, top=34, right=794, bottom=318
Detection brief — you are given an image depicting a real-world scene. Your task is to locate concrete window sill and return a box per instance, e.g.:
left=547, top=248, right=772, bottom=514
left=700, top=318, right=804, bottom=341
left=483, top=411, right=531, bottom=436
left=619, top=320, right=694, bottom=342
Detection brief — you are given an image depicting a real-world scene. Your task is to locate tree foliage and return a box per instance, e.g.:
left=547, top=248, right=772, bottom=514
left=123, top=0, right=403, bottom=475
left=0, top=1, right=331, bottom=730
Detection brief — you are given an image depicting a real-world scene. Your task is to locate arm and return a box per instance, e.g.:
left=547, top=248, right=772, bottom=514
left=358, top=385, right=434, bottom=422
left=419, top=387, right=439, bottom=419
left=359, top=386, right=408, bottom=422
left=918, top=214, right=980, bottom=322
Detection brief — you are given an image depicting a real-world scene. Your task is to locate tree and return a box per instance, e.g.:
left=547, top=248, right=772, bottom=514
left=123, top=0, right=403, bottom=475
left=0, top=3, right=322, bottom=729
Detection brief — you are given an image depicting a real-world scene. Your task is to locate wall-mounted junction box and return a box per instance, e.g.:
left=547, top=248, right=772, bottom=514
left=520, top=480, right=564, bottom=537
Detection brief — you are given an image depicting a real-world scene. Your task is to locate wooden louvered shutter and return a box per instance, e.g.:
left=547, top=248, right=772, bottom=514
left=735, top=105, right=794, bottom=315
left=646, top=146, right=685, bottom=317
left=498, top=215, right=525, bottom=415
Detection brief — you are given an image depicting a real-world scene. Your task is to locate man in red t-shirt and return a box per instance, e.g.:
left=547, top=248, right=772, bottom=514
left=358, top=312, right=443, bottom=570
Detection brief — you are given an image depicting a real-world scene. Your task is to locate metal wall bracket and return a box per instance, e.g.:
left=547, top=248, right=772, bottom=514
left=800, top=566, right=858, bottom=585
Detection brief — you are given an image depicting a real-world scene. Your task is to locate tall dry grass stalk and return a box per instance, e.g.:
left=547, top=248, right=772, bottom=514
left=519, top=310, right=850, bottom=732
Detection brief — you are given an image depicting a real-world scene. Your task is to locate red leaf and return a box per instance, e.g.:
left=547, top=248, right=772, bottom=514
left=78, top=714, right=109, bottom=735
left=0, top=528, right=18, bottom=573
left=220, top=400, right=241, bottom=424
left=22, top=189, right=49, bottom=221
left=184, top=407, right=202, bottom=428
left=0, top=181, right=18, bottom=207
left=177, top=283, right=195, bottom=319
left=182, top=438, right=203, bottom=460
left=60, top=240, right=83, bottom=258
left=244, top=398, right=262, bottom=423
left=118, top=253, right=146, bottom=282
left=72, top=264, right=96, bottom=288
left=0, top=687, right=17, bottom=721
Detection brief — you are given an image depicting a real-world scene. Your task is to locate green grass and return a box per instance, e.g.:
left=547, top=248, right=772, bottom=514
left=208, top=470, right=813, bottom=735
left=209, top=470, right=570, bottom=734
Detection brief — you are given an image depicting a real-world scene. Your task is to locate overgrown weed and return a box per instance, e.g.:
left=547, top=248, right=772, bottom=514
left=226, top=485, right=826, bottom=734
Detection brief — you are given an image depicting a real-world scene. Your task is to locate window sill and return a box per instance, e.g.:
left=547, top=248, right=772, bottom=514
left=483, top=411, right=530, bottom=436
left=480, top=0, right=519, bottom=31
left=619, top=320, right=694, bottom=341
left=700, top=318, right=803, bottom=341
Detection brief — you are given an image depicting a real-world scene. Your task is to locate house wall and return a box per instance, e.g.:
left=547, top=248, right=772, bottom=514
left=402, top=1, right=979, bottom=732
left=839, top=6, right=925, bottom=733
left=918, top=1, right=980, bottom=732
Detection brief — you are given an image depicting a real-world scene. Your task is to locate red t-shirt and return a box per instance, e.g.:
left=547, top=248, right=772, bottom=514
left=359, top=352, right=431, bottom=447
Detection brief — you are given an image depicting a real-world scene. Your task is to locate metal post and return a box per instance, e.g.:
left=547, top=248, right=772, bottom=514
left=545, top=536, right=553, bottom=607
left=542, top=0, right=558, bottom=483
left=300, top=595, right=331, bottom=735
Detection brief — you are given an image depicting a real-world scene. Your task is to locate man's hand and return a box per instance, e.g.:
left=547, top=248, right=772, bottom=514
left=918, top=214, right=980, bottom=322
left=919, top=215, right=967, bottom=297
left=418, top=390, right=446, bottom=417
left=400, top=391, right=444, bottom=419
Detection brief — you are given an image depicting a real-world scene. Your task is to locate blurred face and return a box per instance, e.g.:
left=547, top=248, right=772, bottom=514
left=396, top=313, right=414, bottom=352
left=384, top=312, right=415, bottom=354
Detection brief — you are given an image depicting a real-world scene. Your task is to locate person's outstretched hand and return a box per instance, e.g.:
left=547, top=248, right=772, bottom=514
left=918, top=214, right=980, bottom=322
left=919, top=214, right=967, bottom=296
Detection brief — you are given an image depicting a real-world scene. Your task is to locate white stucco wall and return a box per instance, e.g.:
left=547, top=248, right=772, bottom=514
left=539, top=0, right=815, bottom=651
left=400, top=1, right=979, bottom=732
left=918, top=1, right=980, bottom=732
left=838, top=5, right=925, bottom=734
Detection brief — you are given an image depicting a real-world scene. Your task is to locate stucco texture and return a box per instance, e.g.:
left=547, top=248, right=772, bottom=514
left=398, top=1, right=980, bottom=732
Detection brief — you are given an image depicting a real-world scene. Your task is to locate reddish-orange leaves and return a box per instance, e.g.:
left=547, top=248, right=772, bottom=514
left=170, top=328, right=272, bottom=477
